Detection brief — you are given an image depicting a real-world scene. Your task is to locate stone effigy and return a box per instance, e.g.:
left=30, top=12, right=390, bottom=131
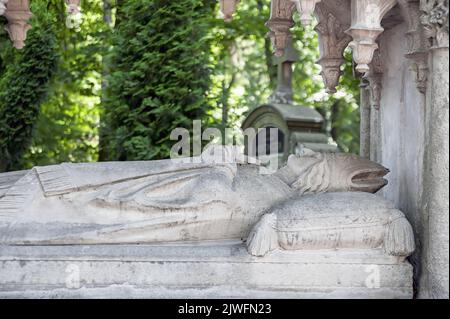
left=0, top=146, right=415, bottom=298
left=1, top=147, right=389, bottom=245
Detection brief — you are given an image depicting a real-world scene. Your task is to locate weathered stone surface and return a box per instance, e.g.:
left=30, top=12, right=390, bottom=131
left=0, top=242, right=413, bottom=299
left=347, top=0, right=397, bottom=74
left=360, top=80, right=372, bottom=158
left=247, top=192, right=415, bottom=258
left=0, top=147, right=415, bottom=298
left=421, top=45, right=449, bottom=299
left=0, top=150, right=390, bottom=246
left=370, top=4, right=449, bottom=298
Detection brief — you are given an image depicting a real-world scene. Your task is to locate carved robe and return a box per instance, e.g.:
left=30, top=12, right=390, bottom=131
left=0, top=159, right=291, bottom=244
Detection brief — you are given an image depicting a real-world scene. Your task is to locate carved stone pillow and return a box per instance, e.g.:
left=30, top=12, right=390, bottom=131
left=247, top=192, right=415, bottom=257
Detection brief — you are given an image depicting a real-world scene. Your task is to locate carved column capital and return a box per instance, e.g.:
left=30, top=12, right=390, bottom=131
left=291, top=0, right=321, bottom=26
left=420, top=0, right=449, bottom=48
left=3, top=0, right=32, bottom=50
left=364, top=50, right=384, bottom=110
left=314, top=2, right=352, bottom=93
left=266, top=0, right=297, bottom=57
left=346, top=0, right=397, bottom=75
left=219, top=0, right=240, bottom=22
left=399, top=0, right=430, bottom=94
left=0, top=0, right=8, bottom=16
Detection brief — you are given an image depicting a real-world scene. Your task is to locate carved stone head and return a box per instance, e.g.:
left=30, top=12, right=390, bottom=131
left=287, top=150, right=389, bottom=194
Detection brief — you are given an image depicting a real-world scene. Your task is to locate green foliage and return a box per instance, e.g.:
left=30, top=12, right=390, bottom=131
left=1, top=0, right=361, bottom=170
left=207, top=0, right=274, bottom=129
left=0, top=2, right=58, bottom=171
left=207, top=1, right=360, bottom=153
left=102, top=0, right=215, bottom=160
left=20, top=0, right=104, bottom=168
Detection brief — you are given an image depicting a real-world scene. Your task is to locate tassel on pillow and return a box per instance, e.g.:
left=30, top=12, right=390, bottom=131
left=384, top=216, right=416, bottom=257
left=247, top=213, right=279, bottom=257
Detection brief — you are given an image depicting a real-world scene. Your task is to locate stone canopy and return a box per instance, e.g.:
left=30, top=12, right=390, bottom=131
left=220, top=0, right=448, bottom=98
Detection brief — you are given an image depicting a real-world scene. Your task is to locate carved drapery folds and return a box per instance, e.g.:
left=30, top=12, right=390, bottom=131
left=291, top=0, right=321, bottom=26
left=0, top=0, right=8, bottom=16
left=3, top=0, right=32, bottom=50
left=314, top=2, right=352, bottom=93
left=346, top=0, right=397, bottom=74
left=220, top=0, right=240, bottom=22
left=266, top=0, right=297, bottom=57
left=420, top=0, right=449, bottom=48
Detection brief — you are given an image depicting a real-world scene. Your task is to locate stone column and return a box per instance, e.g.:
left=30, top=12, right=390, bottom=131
left=365, top=51, right=384, bottom=163
left=420, top=0, right=449, bottom=299
left=360, top=80, right=371, bottom=159
left=421, top=46, right=449, bottom=299
left=369, top=100, right=382, bottom=163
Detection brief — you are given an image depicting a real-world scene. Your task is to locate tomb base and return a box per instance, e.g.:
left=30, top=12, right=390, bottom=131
left=0, top=240, right=413, bottom=299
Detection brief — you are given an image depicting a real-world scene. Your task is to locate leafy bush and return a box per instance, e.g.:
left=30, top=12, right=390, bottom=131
left=102, top=0, right=215, bottom=160
left=21, top=0, right=104, bottom=168
left=0, top=3, right=58, bottom=171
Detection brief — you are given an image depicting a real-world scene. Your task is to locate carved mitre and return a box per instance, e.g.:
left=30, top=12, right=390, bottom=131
left=220, top=0, right=240, bottom=22
left=4, top=0, right=32, bottom=50
left=289, top=151, right=390, bottom=194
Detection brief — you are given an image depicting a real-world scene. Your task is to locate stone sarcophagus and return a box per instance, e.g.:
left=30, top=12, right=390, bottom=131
left=0, top=146, right=415, bottom=298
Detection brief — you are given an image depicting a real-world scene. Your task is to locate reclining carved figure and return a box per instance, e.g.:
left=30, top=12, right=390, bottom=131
left=0, top=146, right=414, bottom=258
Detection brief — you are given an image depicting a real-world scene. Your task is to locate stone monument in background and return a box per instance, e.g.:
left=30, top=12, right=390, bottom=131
left=242, top=39, right=338, bottom=167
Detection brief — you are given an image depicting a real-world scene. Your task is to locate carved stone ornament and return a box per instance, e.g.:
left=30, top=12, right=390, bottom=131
left=3, top=0, right=32, bottom=50
left=266, top=0, right=297, bottom=57
left=346, top=0, right=397, bottom=74
left=420, top=0, right=449, bottom=48
left=364, top=50, right=384, bottom=110
left=291, top=0, right=321, bottom=25
left=0, top=0, right=8, bottom=16
left=398, top=0, right=430, bottom=94
left=220, top=0, right=240, bottom=22
left=314, top=3, right=352, bottom=93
